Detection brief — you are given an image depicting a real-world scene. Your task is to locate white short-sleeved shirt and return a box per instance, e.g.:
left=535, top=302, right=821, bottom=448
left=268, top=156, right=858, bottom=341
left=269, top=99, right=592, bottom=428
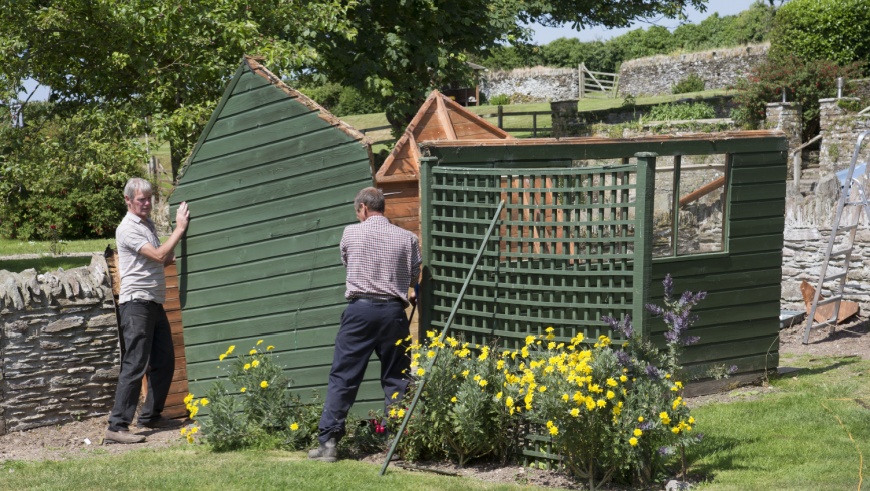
left=116, top=212, right=166, bottom=304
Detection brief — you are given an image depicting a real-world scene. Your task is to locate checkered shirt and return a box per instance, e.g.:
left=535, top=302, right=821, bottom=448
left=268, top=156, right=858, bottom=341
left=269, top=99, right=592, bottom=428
left=341, top=216, right=421, bottom=306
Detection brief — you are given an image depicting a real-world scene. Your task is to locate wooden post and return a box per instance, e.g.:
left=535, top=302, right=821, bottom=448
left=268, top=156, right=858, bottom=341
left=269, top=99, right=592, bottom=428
left=579, top=63, right=585, bottom=100
left=532, top=113, right=538, bottom=137
left=497, top=105, right=503, bottom=129
left=633, top=153, right=656, bottom=339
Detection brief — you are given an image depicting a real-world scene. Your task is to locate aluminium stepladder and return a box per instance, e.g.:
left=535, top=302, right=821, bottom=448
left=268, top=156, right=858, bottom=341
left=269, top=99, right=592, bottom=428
left=803, top=130, right=870, bottom=344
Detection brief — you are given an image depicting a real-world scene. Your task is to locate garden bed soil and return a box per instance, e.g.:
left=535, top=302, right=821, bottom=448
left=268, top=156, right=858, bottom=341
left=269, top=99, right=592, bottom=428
left=0, top=315, right=866, bottom=489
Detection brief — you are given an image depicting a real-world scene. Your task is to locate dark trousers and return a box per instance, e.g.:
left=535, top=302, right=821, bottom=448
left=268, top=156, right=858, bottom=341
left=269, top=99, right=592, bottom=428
left=318, top=300, right=411, bottom=443
left=108, top=300, right=176, bottom=431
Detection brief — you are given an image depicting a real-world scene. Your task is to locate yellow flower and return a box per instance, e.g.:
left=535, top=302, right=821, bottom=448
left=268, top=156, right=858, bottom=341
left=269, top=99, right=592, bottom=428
left=479, top=379, right=488, bottom=387
left=638, top=416, right=644, bottom=422
left=180, top=427, right=188, bottom=436
left=606, top=390, right=615, bottom=399
left=548, top=426, right=559, bottom=436
left=451, top=396, right=458, bottom=403
left=688, top=416, right=696, bottom=424
left=525, top=335, right=536, bottom=345
left=606, top=378, right=617, bottom=387
left=267, top=345, right=274, bottom=351
left=189, top=406, right=199, bottom=418
left=672, top=427, right=681, bottom=434
left=184, top=393, right=194, bottom=404
left=473, top=374, right=481, bottom=381
left=251, top=360, right=260, bottom=368
left=391, top=391, right=399, bottom=400
left=397, top=408, right=406, bottom=418
left=629, top=437, right=638, bottom=446
left=219, top=353, right=226, bottom=361
left=249, top=349, right=257, bottom=355
left=389, top=408, right=397, bottom=418
left=505, top=396, right=514, bottom=408
left=633, top=428, right=642, bottom=437
left=416, top=368, right=426, bottom=376
left=570, top=408, right=580, bottom=417
left=244, top=363, right=251, bottom=371
left=461, top=370, right=470, bottom=377
left=561, top=394, right=569, bottom=402
left=426, top=330, right=435, bottom=338
left=186, top=434, right=194, bottom=444
left=260, top=380, right=269, bottom=388
left=620, top=375, right=627, bottom=382
left=257, top=339, right=263, bottom=345
left=227, top=345, right=235, bottom=354
left=201, top=398, right=210, bottom=406
left=290, top=423, right=299, bottom=431
left=596, top=399, right=607, bottom=408
left=395, top=338, right=403, bottom=346
left=427, top=350, right=436, bottom=358
left=496, top=391, right=503, bottom=400
left=240, top=387, right=246, bottom=393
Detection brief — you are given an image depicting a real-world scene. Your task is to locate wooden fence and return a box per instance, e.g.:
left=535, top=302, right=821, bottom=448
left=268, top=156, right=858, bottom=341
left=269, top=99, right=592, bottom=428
left=362, top=107, right=554, bottom=142
left=579, top=63, right=619, bottom=99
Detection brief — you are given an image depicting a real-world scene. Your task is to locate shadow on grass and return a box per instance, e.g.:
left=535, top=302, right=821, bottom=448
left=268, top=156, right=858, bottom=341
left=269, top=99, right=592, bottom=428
left=0, top=256, right=92, bottom=274
left=776, top=356, right=861, bottom=380
left=688, top=433, right=757, bottom=479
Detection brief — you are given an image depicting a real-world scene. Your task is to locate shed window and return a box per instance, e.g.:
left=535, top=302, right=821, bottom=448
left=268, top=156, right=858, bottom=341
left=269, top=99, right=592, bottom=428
left=652, top=154, right=729, bottom=258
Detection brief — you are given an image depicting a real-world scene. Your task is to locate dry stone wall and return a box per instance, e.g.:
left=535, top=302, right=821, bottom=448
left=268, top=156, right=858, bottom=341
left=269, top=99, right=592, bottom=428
left=481, top=67, right=578, bottom=103
left=0, top=256, right=119, bottom=434
left=780, top=98, right=870, bottom=313
left=618, top=44, right=769, bottom=97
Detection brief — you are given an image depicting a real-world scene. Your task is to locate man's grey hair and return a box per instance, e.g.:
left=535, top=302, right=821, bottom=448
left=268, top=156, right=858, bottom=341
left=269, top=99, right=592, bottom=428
left=124, top=178, right=153, bottom=201
left=354, top=187, right=385, bottom=213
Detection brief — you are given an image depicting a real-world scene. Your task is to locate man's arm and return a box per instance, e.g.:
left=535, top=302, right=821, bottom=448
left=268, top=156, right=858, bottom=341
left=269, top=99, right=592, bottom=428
left=137, top=202, right=190, bottom=265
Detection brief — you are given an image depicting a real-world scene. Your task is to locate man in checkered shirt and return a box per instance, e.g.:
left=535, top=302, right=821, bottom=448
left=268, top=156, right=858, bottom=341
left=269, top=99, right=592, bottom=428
left=309, top=187, right=421, bottom=462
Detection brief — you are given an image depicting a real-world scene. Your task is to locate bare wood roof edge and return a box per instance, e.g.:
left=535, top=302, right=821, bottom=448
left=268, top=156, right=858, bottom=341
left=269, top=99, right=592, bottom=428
left=243, top=55, right=372, bottom=148
left=419, top=130, right=787, bottom=148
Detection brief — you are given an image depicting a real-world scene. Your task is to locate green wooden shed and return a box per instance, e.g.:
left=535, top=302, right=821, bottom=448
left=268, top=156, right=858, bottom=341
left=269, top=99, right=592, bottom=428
left=169, top=57, right=386, bottom=409
left=416, top=131, right=787, bottom=394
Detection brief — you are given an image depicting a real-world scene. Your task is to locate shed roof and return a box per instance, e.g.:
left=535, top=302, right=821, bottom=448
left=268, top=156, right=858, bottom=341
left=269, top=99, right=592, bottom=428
left=375, top=89, right=511, bottom=185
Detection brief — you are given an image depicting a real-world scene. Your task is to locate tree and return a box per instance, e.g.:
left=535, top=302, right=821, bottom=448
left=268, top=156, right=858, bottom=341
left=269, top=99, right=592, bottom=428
left=308, top=0, right=708, bottom=132
left=0, top=0, right=355, bottom=180
left=770, top=0, right=870, bottom=68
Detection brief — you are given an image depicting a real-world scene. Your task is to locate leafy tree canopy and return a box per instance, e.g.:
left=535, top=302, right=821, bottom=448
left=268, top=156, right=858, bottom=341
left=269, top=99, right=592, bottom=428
left=770, top=0, right=870, bottom=69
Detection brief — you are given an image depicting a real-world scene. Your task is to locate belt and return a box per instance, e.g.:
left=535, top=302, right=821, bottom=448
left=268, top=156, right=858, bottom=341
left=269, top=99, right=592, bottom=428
left=350, top=297, right=403, bottom=305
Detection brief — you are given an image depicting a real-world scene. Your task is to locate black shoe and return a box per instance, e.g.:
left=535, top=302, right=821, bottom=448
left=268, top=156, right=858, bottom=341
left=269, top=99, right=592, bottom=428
left=137, top=416, right=184, bottom=429
left=105, top=429, right=146, bottom=444
left=307, top=438, right=338, bottom=463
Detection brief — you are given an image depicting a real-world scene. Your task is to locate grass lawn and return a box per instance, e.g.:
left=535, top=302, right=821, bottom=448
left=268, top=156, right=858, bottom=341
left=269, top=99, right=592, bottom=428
left=0, top=353, right=866, bottom=490
left=0, top=238, right=115, bottom=273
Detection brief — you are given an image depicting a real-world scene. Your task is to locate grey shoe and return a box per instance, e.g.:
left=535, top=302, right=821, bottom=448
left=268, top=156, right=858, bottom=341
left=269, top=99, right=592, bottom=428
left=307, top=438, right=337, bottom=462
left=105, top=429, right=146, bottom=444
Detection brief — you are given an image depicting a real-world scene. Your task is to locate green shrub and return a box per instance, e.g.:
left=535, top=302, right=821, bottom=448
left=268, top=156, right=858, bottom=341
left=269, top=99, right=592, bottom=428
left=301, top=82, right=343, bottom=110
left=770, top=0, right=870, bottom=67
left=488, top=94, right=511, bottom=106
left=645, top=102, right=716, bottom=122
left=0, top=104, right=143, bottom=240
left=671, top=74, right=706, bottom=95
left=733, top=56, right=864, bottom=139
left=393, top=337, right=515, bottom=465
left=393, top=275, right=705, bottom=490
left=334, top=86, right=384, bottom=116
left=186, top=342, right=321, bottom=452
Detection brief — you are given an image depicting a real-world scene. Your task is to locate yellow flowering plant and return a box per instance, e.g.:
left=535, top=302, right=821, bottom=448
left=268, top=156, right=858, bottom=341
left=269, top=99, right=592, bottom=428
left=187, top=341, right=321, bottom=452
left=392, top=333, right=514, bottom=466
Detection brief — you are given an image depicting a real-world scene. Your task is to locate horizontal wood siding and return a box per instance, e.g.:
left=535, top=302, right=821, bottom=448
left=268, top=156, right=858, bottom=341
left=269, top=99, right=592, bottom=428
left=170, top=64, right=376, bottom=410
left=423, top=135, right=787, bottom=383
left=650, top=149, right=786, bottom=377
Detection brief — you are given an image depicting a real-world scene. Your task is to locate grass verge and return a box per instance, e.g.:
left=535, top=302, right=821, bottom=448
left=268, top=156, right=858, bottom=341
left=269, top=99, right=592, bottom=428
left=0, top=256, right=94, bottom=274
left=0, top=446, right=548, bottom=491
left=0, top=353, right=865, bottom=490
left=690, top=353, right=870, bottom=490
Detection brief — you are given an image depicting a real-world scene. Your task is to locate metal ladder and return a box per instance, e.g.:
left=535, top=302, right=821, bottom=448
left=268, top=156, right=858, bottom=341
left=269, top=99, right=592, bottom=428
left=803, top=130, right=870, bottom=344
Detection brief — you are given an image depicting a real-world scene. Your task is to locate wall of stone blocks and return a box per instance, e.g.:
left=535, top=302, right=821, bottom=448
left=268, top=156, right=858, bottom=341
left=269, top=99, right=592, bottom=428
left=0, top=255, right=119, bottom=434
left=481, top=67, right=578, bottom=103
left=617, top=44, right=769, bottom=98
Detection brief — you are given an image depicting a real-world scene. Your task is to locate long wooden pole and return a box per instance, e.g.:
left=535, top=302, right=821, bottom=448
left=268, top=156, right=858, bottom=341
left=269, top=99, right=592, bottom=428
left=678, top=176, right=725, bottom=206
left=380, top=199, right=505, bottom=476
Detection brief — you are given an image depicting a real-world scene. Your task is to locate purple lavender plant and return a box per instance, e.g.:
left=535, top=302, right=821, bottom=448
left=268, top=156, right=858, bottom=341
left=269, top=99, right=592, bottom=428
left=646, top=274, right=706, bottom=347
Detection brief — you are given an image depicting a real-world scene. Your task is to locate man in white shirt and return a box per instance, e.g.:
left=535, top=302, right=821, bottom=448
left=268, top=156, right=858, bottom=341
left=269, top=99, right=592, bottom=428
left=105, top=178, right=189, bottom=444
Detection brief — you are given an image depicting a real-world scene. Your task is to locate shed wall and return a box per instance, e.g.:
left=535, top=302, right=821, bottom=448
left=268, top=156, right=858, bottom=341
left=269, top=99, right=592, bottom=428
left=170, top=63, right=381, bottom=411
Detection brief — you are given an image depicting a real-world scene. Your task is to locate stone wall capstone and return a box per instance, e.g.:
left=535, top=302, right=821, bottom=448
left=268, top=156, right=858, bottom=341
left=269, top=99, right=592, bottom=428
left=481, top=67, right=577, bottom=103
left=0, top=255, right=119, bottom=435
left=618, top=44, right=769, bottom=98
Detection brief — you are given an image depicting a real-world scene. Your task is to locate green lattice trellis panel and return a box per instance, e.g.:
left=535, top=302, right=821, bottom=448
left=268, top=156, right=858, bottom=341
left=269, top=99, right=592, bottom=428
left=420, top=155, right=657, bottom=349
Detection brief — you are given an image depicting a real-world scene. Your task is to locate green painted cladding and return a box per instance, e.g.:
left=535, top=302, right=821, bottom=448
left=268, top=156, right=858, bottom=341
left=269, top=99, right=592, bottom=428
left=169, top=60, right=378, bottom=411
left=419, top=133, right=787, bottom=380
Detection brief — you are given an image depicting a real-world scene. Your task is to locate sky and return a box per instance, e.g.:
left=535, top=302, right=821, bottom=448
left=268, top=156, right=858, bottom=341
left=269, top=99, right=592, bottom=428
left=18, top=0, right=761, bottom=102
left=529, top=0, right=761, bottom=44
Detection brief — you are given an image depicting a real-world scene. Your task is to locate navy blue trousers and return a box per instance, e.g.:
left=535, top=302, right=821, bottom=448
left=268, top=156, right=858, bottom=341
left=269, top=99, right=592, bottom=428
left=108, top=300, right=175, bottom=431
left=318, top=299, right=411, bottom=443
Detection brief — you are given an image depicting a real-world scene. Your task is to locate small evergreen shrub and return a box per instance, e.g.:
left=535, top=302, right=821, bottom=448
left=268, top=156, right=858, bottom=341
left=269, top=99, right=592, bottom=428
left=645, top=102, right=716, bottom=122
left=671, top=74, right=706, bottom=94
left=185, top=342, right=321, bottom=452
left=488, top=94, right=511, bottom=106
